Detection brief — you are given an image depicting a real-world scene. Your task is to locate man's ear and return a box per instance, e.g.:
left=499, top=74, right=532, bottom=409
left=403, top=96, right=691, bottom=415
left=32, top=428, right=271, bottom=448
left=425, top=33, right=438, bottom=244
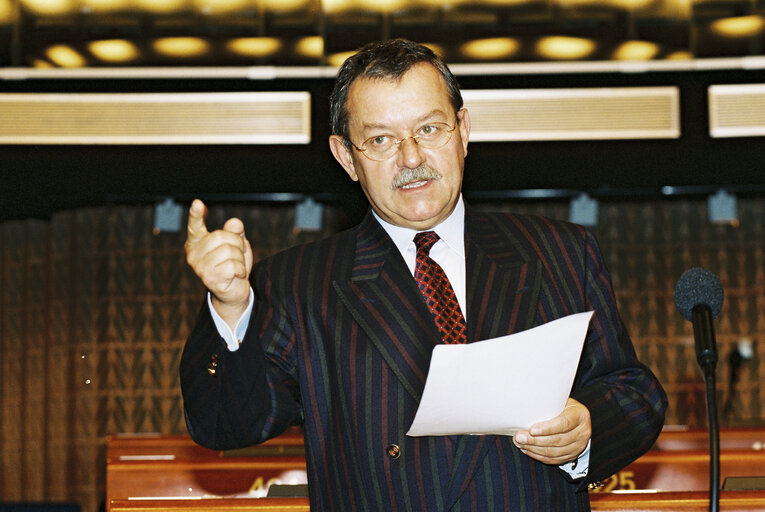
left=457, top=108, right=471, bottom=158
left=329, top=135, right=358, bottom=181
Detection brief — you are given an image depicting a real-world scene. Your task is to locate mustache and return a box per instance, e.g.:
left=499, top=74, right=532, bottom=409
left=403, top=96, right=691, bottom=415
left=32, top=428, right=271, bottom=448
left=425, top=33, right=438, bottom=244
left=391, top=165, right=442, bottom=190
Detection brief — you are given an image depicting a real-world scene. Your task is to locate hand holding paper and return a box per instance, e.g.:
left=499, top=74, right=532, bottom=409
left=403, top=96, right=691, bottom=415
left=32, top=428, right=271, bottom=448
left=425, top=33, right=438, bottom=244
left=513, top=397, right=592, bottom=465
left=407, top=311, right=594, bottom=437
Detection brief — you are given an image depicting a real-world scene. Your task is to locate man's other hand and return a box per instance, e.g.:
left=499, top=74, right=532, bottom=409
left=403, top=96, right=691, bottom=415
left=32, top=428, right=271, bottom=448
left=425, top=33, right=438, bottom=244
left=513, top=397, right=591, bottom=465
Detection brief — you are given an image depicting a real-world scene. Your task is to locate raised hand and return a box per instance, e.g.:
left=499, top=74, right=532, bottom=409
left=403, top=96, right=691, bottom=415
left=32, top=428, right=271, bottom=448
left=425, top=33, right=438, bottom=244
left=185, top=199, right=254, bottom=328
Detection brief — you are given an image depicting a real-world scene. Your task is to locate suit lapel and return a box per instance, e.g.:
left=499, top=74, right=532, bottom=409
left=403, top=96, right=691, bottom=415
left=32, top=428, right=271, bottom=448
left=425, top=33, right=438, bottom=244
left=447, top=206, right=543, bottom=507
left=464, top=206, right=542, bottom=342
left=332, top=211, right=441, bottom=402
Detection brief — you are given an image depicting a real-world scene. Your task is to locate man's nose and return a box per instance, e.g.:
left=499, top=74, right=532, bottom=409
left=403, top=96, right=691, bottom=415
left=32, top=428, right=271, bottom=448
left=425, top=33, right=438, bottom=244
left=396, top=136, right=425, bottom=168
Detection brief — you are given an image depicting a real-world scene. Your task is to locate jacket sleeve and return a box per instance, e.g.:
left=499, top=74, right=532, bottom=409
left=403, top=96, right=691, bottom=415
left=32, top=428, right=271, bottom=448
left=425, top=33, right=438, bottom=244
left=570, top=227, right=668, bottom=487
left=180, top=256, right=303, bottom=451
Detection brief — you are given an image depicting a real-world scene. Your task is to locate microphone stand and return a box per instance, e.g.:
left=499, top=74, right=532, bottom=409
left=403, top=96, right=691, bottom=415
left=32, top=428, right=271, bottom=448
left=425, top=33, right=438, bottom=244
left=692, top=304, right=720, bottom=512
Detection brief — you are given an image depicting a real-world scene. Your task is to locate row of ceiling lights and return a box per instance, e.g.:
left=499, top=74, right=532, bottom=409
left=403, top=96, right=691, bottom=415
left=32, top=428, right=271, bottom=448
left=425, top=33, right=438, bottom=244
left=31, top=17, right=765, bottom=68
left=5, top=0, right=765, bottom=16
left=3, top=1, right=765, bottom=35
left=0, top=0, right=699, bottom=16
left=34, top=34, right=741, bottom=67
left=4, top=0, right=765, bottom=68
left=37, top=37, right=668, bottom=67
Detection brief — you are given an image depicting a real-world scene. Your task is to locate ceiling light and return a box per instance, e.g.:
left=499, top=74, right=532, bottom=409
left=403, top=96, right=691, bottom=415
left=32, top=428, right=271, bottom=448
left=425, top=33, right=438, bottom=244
left=153, top=37, right=210, bottom=58
left=135, top=0, right=187, bottom=13
left=416, top=0, right=467, bottom=6
left=0, top=0, right=13, bottom=23
left=612, top=40, right=660, bottom=60
left=80, top=0, right=131, bottom=11
left=193, top=0, right=249, bottom=15
left=422, top=43, right=446, bottom=58
left=460, top=37, right=520, bottom=60
left=226, top=37, right=282, bottom=57
left=536, top=36, right=596, bottom=60
left=665, top=51, right=693, bottom=60
left=20, top=0, right=74, bottom=15
left=261, top=0, right=311, bottom=11
left=600, top=0, right=654, bottom=10
left=355, top=0, right=408, bottom=11
left=295, top=36, right=324, bottom=59
left=322, top=0, right=355, bottom=13
left=46, top=45, right=87, bottom=67
left=88, top=39, right=140, bottom=62
left=477, top=0, right=531, bottom=5
left=326, top=50, right=357, bottom=67
left=33, top=59, right=55, bottom=68
left=710, top=15, right=765, bottom=38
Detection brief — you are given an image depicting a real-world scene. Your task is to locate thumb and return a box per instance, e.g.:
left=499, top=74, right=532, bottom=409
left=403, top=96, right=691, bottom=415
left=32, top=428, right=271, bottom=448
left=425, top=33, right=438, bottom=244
left=186, top=199, right=209, bottom=247
left=222, top=216, right=246, bottom=237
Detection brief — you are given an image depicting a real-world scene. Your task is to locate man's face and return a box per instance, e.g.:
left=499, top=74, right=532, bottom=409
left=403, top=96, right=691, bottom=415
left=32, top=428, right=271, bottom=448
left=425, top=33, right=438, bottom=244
left=329, top=62, right=470, bottom=231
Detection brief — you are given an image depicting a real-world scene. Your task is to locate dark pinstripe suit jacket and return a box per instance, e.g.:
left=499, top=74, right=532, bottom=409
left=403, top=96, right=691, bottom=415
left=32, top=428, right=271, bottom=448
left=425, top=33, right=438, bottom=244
left=180, top=206, right=667, bottom=511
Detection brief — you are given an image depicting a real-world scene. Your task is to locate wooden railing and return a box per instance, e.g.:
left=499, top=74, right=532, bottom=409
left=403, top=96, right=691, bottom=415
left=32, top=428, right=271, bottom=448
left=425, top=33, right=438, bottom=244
left=106, top=427, right=765, bottom=511
left=590, top=427, right=765, bottom=493
left=106, top=427, right=306, bottom=507
left=109, top=491, right=765, bottom=512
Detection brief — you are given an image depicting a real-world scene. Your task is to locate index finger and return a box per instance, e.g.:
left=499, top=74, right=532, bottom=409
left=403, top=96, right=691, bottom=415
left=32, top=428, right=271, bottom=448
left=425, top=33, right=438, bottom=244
left=186, top=198, right=209, bottom=246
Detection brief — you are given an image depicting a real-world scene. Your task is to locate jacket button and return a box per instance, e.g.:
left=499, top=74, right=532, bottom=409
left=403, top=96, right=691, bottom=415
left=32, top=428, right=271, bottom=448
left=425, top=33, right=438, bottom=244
left=386, top=444, right=400, bottom=459
left=207, top=354, right=219, bottom=376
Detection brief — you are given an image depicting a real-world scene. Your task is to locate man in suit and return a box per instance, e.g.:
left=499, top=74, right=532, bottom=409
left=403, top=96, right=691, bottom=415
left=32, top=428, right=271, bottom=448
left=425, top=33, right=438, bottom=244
left=181, top=39, right=667, bottom=511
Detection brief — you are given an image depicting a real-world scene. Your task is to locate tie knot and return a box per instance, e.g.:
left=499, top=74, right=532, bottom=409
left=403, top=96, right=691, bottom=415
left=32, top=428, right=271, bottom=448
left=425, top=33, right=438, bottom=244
left=414, top=231, right=439, bottom=255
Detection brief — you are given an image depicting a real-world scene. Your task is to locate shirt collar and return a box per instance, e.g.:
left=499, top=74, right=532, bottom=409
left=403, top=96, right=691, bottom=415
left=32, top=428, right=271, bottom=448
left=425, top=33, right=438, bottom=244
left=373, top=196, right=465, bottom=258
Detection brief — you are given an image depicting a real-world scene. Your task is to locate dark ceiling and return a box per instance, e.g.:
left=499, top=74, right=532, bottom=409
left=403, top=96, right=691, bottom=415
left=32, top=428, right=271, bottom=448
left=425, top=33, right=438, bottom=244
left=2, top=0, right=765, bottom=222
left=2, top=65, right=765, bottom=223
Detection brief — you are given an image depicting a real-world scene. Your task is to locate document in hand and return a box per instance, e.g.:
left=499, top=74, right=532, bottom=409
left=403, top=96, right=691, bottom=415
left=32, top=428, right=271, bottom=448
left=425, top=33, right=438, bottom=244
left=407, top=311, right=594, bottom=437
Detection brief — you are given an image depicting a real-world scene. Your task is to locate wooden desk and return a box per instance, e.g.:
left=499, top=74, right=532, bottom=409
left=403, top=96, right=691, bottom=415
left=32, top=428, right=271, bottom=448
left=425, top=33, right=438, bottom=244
left=106, top=428, right=307, bottom=510
left=106, top=428, right=765, bottom=509
left=109, top=498, right=310, bottom=512
left=109, top=491, right=765, bottom=512
left=655, top=428, right=765, bottom=452
left=589, top=490, right=765, bottom=511
left=106, top=428, right=305, bottom=461
left=591, top=427, right=765, bottom=493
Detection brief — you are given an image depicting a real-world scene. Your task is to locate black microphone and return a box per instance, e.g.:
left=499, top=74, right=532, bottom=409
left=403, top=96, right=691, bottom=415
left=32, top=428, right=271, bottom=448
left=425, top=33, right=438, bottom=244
left=674, top=267, right=725, bottom=512
left=674, top=267, right=724, bottom=369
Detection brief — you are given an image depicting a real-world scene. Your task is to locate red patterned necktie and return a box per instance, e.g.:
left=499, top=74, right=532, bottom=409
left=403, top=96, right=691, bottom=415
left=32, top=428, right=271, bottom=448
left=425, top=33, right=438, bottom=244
left=414, top=231, right=467, bottom=344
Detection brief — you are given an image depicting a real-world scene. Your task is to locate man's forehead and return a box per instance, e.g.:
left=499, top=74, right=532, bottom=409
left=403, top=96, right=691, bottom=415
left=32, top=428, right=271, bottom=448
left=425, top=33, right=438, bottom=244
left=349, top=62, right=443, bottom=92
left=346, top=65, right=451, bottom=126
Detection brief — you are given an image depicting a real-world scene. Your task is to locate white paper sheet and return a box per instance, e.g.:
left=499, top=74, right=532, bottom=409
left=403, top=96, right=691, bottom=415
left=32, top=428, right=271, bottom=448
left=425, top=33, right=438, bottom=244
left=407, top=311, right=594, bottom=437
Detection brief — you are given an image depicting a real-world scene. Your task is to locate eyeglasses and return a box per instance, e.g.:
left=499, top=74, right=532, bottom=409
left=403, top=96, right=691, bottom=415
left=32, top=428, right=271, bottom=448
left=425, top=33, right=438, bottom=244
left=349, top=120, right=459, bottom=161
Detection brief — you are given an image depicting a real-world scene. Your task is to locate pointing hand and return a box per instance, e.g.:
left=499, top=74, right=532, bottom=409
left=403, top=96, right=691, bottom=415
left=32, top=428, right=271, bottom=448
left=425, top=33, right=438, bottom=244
left=185, top=199, right=253, bottom=327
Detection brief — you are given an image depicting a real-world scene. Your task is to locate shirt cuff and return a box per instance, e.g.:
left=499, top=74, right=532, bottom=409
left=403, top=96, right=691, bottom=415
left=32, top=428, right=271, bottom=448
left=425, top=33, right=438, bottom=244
left=559, top=439, right=590, bottom=480
left=207, top=288, right=254, bottom=352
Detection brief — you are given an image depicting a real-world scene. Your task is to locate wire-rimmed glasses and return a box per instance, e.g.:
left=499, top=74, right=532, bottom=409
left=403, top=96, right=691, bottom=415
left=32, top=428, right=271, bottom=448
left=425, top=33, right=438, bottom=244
left=349, top=120, right=459, bottom=161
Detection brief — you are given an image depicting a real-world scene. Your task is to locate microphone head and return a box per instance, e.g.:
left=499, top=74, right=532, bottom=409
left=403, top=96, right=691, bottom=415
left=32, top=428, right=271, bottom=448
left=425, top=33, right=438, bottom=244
left=674, top=267, right=724, bottom=321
